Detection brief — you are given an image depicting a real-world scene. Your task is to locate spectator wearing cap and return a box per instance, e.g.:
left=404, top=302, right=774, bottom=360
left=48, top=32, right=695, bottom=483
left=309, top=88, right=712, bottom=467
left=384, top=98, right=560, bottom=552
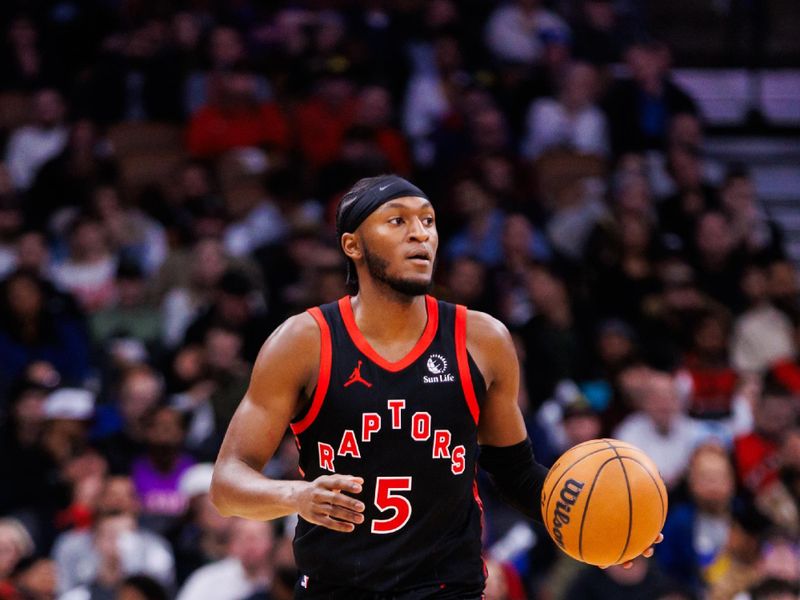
left=613, top=370, right=704, bottom=488
left=40, top=388, right=96, bottom=465
left=172, top=463, right=231, bottom=585
left=562, top=394, right=603, bottom=449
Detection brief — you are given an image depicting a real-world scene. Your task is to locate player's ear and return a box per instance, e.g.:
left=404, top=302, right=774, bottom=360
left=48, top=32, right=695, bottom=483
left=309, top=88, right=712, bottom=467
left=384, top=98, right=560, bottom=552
left=341, top=232, right=362, bottom=261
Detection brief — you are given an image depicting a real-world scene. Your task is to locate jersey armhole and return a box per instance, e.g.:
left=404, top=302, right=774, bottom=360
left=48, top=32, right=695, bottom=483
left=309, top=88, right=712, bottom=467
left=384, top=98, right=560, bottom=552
left=290, top=307, right=332, bottom=435
left=455, top=304, right=481, bottom=425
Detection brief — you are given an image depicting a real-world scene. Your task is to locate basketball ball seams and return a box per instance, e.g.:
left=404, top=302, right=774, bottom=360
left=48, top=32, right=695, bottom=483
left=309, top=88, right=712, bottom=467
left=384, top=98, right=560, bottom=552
left=619, top=456, right=666, bottom=529
left=604, top=440, right=633, bottom=565
left=577, top=455, right=619, bottom=562
left=543, top=439, right=668, bottom=567
left=543, top=446, right=618, bottom=540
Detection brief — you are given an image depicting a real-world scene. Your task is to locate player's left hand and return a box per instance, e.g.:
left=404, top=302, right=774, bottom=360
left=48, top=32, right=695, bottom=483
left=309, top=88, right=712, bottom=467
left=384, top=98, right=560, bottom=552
left=609, top=533, right=663, bottom=569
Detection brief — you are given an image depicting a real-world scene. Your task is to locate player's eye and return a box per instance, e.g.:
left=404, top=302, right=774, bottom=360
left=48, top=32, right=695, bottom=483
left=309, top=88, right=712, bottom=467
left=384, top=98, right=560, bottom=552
left=422, top=216, right=435, bottom=226
left=389, top=217, right=404, bottom=225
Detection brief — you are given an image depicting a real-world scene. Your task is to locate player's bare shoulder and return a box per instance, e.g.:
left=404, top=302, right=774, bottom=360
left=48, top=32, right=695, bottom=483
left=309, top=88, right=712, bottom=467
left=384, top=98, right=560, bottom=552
left=464, top=309, right=517, bottom=387
left=248, top=311, right=322, bottom=404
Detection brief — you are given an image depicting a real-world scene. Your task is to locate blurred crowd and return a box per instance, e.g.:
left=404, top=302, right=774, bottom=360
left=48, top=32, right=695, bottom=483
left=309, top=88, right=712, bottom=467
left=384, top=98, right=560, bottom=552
left=0, top=1, right=799, bottom=599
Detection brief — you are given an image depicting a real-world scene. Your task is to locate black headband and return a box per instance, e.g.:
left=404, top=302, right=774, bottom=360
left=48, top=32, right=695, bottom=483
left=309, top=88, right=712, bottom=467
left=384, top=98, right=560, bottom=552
left=336, top=175, right=429, bottom=238
left=336, top=175, right=429, bottom=290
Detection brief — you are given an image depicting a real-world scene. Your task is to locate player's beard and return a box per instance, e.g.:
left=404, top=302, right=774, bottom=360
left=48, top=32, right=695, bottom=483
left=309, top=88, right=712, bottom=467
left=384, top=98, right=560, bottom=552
left=363, top=243, right=432, bottom=298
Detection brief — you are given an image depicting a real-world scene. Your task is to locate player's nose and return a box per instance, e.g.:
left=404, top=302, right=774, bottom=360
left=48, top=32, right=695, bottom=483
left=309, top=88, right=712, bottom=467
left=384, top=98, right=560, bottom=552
left=407, top=217, right=430, bottom=242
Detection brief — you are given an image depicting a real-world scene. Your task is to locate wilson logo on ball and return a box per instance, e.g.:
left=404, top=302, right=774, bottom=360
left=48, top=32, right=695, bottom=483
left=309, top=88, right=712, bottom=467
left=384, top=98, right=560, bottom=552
left=551, top=479, right=585, bottom=548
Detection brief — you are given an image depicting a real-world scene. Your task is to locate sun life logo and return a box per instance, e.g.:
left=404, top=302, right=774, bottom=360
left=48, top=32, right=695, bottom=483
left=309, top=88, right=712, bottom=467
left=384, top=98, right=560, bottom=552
left=426, top=354, right=447, bottom=374
left=424, top=354, right=455, bottom=384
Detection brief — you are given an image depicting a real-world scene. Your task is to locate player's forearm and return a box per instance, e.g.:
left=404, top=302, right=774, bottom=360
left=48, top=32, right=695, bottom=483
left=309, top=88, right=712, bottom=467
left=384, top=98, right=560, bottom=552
left=478, top=438, right=549, bottom=523
left=210, top=457, right=305, bottom=521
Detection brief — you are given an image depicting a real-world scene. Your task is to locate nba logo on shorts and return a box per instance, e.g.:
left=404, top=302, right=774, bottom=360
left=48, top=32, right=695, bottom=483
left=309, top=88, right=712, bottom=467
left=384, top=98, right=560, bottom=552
left=300, top=575, right=309, bottom=589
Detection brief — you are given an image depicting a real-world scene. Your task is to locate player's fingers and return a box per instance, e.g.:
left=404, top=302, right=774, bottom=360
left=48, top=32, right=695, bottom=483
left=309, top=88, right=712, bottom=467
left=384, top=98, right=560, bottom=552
left=622, top=561, right=633, bottom=569
left=643, top=547, right=654, bottom=558
left=326, top=504, right=365, bottom=524
left=312, top=512, right=356, bottom=533
left=655, top=533, right=664, bottom=544
left=318, top=475, right=364, bottom=493
left=329, top=492, right=366, bottom=513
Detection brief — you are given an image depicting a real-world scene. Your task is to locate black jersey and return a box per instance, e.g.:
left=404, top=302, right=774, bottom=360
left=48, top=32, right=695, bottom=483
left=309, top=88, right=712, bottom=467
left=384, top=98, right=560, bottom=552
left=290, top=296, right=487, bottom=596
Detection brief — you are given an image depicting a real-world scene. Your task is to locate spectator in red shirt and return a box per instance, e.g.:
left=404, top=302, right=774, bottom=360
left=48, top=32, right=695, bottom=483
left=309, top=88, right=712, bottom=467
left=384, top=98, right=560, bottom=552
left=294, top=69, right=357, bottom=169
left=186, top=69, right=289, bottom=160
left=734, top=375, right=795, bottom=493
left=682, top=308, right=739, bottom=421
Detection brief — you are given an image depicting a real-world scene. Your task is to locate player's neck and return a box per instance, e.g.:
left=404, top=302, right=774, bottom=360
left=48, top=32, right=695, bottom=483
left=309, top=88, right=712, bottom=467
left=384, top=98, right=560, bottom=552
left=350, top=281, right=428, bottom=343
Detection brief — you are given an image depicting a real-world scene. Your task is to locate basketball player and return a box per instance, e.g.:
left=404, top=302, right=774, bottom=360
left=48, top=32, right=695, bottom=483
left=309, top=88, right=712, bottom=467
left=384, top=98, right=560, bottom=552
left=210, top=175, right=660, bottom=598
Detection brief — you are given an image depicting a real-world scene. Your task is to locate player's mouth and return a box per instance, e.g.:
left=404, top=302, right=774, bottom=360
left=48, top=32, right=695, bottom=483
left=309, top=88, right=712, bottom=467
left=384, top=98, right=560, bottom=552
left=406, top=249, right=432, bottom=265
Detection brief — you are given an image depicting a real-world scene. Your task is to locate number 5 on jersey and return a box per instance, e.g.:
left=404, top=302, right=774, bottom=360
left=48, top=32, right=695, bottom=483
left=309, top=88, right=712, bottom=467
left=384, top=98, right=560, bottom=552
left=371, top=477, right=412, bottom=534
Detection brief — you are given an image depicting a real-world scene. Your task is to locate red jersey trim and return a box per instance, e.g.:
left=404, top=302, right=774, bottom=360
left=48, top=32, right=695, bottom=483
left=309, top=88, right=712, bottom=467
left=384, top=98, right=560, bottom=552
left=472, top=476, right=487, bottom=579
left=456, top=304, right=480, bottom=424
left=290, top=307, right=332, bottom=435
left=338, top=295, right=439, bottom=372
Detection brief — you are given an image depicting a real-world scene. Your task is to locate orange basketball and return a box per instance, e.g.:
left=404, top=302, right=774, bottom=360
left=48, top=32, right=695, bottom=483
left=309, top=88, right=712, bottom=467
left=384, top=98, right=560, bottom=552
left=540, top=438, right=668, bottom=567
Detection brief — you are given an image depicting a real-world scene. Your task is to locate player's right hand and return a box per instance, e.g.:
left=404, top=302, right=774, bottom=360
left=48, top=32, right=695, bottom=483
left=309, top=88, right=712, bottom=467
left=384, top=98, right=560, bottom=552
left=295, top=475, right=365, bottom=532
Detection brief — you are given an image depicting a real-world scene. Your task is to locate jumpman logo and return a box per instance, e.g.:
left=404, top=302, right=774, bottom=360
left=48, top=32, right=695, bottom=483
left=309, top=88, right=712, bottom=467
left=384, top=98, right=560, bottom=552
left=344, top=360, right=372, bottom=388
